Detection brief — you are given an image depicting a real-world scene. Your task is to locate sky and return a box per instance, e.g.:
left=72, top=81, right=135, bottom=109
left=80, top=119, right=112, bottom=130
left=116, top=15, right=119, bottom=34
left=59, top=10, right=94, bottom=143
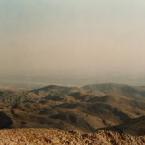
left=0, top=0, right=145, bottom=85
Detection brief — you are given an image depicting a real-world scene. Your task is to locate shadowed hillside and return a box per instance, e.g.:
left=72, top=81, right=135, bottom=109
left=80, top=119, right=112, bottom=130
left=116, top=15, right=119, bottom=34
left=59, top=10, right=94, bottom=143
left=106, top=116, right=145, bottom=136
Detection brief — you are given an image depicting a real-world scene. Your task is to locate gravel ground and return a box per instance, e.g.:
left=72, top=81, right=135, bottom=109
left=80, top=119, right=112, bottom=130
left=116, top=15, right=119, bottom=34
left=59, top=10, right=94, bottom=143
left=0, top=128, right=144, bottom=145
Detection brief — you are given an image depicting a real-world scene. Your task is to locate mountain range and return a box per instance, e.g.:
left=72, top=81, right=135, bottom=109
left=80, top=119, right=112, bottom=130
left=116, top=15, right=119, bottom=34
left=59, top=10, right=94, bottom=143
left=0, top=83, right=145, bottom=133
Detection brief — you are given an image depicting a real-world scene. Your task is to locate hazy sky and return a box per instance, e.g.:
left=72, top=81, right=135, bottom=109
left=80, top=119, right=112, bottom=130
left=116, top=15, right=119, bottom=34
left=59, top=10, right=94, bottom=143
left=0, top=0, right=145, bottom=82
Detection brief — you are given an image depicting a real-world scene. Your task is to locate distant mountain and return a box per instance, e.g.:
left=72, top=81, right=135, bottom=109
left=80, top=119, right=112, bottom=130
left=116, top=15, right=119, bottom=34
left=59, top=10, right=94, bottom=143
left=31, top=85, right=80, bottom=97
left=82, top=83, right=145, bottom=98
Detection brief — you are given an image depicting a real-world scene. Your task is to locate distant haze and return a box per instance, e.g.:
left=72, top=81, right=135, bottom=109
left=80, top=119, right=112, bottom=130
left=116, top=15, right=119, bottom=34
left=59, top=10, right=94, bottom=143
left=0, top=0, right=145, bottom=87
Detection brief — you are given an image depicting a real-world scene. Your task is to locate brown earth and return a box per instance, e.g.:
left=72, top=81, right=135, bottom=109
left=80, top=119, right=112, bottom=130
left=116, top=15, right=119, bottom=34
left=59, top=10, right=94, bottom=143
left=0, top=128, right=144, bottom=145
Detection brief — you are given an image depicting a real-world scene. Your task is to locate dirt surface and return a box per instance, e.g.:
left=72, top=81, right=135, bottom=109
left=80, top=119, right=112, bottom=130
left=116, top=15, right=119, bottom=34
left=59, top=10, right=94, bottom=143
left=0, top=128, right=144, bottom=145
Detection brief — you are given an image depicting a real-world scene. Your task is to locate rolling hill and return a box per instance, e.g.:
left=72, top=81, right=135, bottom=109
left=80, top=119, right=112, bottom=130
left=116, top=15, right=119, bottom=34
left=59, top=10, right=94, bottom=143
left=0, top=83, right=144, bottom=133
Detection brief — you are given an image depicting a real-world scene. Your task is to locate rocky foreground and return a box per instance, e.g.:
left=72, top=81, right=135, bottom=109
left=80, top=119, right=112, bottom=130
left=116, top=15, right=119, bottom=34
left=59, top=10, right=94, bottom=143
left=0, top=128, right=144, bottom=145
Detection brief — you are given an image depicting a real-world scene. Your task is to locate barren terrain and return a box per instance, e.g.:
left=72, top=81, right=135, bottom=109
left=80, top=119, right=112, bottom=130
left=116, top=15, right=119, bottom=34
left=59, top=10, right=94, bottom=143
left=0, top=83, right=145, bottom=144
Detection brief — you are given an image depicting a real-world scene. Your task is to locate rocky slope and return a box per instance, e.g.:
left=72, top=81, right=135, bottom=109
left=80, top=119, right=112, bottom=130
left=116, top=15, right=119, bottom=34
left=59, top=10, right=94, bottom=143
left=0, top=116, right=144, bottom=145
left=0, top=127, right=144, bottom=145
